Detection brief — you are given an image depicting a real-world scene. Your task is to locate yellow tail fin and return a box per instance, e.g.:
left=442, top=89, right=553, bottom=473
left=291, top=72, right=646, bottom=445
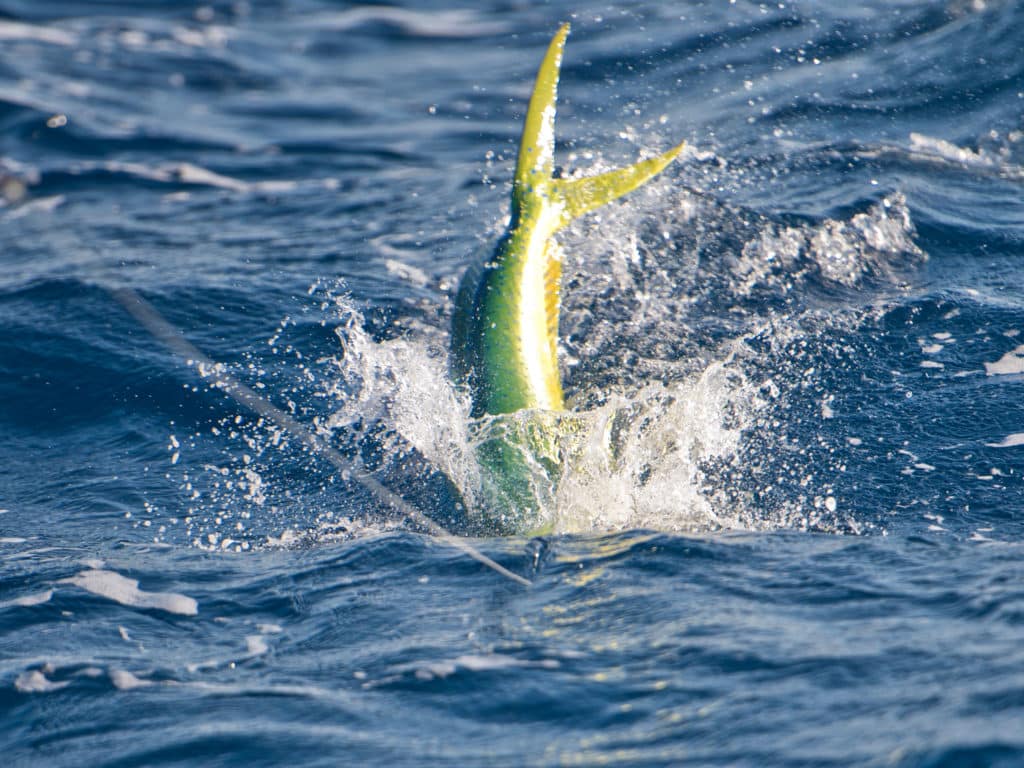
left=552, top=142, right=687, bottom=226
left=514, top=22, right=685, bottom=227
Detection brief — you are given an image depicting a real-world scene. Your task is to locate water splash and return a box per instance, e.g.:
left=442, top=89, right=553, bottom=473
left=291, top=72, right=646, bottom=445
left=157, top=172, right=923, bottom=543
left=556, top=361, right=747, bottom=532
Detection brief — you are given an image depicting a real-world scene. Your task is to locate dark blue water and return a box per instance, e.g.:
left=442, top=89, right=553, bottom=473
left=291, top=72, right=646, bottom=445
left=3, top=1, right=1024, bottom=765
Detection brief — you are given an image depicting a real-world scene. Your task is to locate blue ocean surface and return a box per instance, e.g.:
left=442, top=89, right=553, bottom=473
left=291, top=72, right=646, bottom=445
left=2, top=0, right=1024, bottom=764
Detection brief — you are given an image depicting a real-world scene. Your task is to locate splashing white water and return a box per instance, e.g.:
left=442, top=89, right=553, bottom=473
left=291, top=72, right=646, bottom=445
left=156, top=176, right=924, bottom=542
left=320, top=296, right=480, bottom=508
left=556, top=361, right=747, bottom=532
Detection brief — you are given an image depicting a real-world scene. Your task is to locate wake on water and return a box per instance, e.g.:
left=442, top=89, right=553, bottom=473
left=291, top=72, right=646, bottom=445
left=149, top=147, right=926, bottom=550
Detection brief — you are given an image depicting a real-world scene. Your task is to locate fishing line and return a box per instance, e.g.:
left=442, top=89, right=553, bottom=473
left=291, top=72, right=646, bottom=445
left=109, top=286, right=531, bottom=587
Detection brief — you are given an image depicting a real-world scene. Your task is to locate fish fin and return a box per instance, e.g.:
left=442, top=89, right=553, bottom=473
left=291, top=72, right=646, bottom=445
left=515, top=22, right=684, bottom=220
left=514, top=23, right=570, bottom=187
left=544, top=239, right=563, bottom=361
left=551, top=141, right=687, bottom=226
left=450, top=254, right=484, bottom=388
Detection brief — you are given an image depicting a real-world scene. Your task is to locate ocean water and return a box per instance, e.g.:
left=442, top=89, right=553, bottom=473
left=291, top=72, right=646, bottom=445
left=2, top=0, right=1024, bottom=764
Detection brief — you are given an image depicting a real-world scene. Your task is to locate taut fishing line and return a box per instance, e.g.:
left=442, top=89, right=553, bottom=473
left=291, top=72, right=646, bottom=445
left=109, top=286, right=531, bottom=587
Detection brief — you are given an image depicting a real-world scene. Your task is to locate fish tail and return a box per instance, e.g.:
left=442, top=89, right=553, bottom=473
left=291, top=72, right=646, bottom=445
left=514, top=22, right=685, bottom=227
left=551, top=142, right=687, bottom=226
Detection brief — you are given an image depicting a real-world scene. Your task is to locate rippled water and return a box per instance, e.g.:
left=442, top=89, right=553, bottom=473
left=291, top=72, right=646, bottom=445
left=2, top=1, right=1023, bottom=765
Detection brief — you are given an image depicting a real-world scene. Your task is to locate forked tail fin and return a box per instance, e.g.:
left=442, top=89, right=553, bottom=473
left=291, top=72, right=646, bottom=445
left=514, top=22, right=686, bottom=228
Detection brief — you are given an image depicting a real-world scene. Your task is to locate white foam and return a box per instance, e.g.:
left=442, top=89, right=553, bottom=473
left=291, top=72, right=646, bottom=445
left=325, top=298, right=479, bottom=512
left=74, top=161, right=303, bottom=195
left=557, top=361, right=745, bottom=533
left=171, top=24, right=229, bottom=49
left=4, top=195, right=65, bottom=220
left=984, top=345, right=1024, bottom=376
left=733, top=194, right=924, bottom=291
left=384, top=258, right=430, bottom=288
left=821, top=397, right=835, bottom=418
left=0, top=21, right=76, bottom=46
left=909, top=133, right=998, bottom=170
left=986, top=433, right=1024, bottom=448
left=0, top=590, right=52, bottom=609
left=455, top=653, right=559, bottom=672
left=903, top=133, right=1024, bottom=181
left=15, top=670, right=69, bottom=693
left=171, top=163, right=250, bottom=192
left=414, top=653, right=559, bottom=681
left=307, top=8, right=506, bottom=37
left=245, top=635, right=269, bottom=656
left=61, top=569, right=198, bottom=616
left=109, top=669, right=152, bottom=690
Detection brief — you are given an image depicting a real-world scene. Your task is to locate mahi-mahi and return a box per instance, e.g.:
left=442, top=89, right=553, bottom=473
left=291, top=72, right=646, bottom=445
left=451, top=23, right=684, bottom=532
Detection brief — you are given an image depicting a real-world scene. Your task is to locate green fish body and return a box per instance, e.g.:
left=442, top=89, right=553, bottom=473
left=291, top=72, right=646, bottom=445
left=451, top=24, right=684, bottom=533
